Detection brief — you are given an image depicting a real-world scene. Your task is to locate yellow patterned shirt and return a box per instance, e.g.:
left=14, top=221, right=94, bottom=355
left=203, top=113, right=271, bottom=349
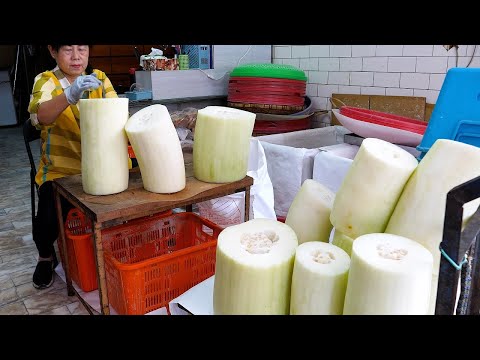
left=28, top=67, right=119, bottom=187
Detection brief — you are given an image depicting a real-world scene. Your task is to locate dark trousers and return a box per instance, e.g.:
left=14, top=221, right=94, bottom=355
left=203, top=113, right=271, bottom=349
left=32, top=181, right=74, bottom=258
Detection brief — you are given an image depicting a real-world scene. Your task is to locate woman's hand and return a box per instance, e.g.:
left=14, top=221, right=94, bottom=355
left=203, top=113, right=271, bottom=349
left=64, top=73, right=102, bottom=105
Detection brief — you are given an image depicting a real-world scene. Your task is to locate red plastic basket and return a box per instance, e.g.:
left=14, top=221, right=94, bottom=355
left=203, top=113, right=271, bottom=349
left=340, top=106, right=428, bottom=135
left=58, top=208, right=173, bottom=293
left=102, top=212, right=222, bottom=315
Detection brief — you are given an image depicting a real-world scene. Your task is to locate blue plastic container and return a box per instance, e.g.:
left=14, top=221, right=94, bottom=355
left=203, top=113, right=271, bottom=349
left=182, top=45, right=211, bottom=69
left=417, top=68, right=480, bottom=159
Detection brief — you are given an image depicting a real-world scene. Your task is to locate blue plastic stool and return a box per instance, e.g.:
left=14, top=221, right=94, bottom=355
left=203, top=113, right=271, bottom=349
left=417, top=68, right=480, bottom=160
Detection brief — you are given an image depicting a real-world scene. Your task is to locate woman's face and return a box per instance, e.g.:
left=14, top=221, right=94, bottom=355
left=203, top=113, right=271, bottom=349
left=49, top=45, right=89, bottom=83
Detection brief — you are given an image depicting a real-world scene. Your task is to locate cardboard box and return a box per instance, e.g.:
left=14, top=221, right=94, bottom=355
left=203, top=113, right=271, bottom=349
left=256, top=126, right=349, bottom=218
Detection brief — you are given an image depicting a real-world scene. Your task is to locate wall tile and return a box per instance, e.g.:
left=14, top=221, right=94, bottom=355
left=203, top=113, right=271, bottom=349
left=318, top=58, right=340, bottom=72
left=429, top=73, right=446, bottom=90
left=386, top=88, right=414, bottom=96
left=400, top=73, right=430, bottom=89
left=414, top=89, right=440, bottom=103
left=360, top=87, right=386, bottom=95
left=352, top=45, right=376, bottom=57
left=310, top=96, right=329, bottom=110
left=282, top=58, right=300, bottom=67
left=318, top=84, right=339, bottom=98
left=273, top=46, right=291, bottom=58
left=374, top=72, right=401, bottom=87
left=340, top=58, right=362, bottom=71
left=416, top=57, right=448, bottom=73
left=272, top=44, right=480, bottom=105
left=403, top=45, right=433, bottom=56
left=292, top=45, right=310, bottom=58
left=350, top=72, right=374, bottom=86
left=310, top=45, right=329, bottom=57
left=307, top=83, right=318, bottom=96
left=388, top=57, right=416, bottom=72
left=308, top=71, right=329, bottom=84
left=299, top=58, right=319, bottom=71
left=328, top=72, right=350, bottom=85
left=338, top=85, right=361, bottom=94
left=330, top=45, right=351, bottom=57
left=433, top=45, right=461, bottom=57
left=448, top=55, right=480, bottom=68
left=376, top=45, right=403, bottom=56
left=363, top=57, right=388, bottom=72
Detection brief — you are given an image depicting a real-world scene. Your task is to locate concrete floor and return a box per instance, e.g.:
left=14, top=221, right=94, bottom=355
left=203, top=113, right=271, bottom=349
left=0, top=125, right=89, bottom=315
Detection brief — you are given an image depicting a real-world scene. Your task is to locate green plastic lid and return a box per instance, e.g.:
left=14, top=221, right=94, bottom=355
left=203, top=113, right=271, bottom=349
left=230, top=63, right=307, bottom=81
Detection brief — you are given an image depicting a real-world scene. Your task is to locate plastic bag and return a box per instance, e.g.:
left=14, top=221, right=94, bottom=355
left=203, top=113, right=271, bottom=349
left=170, top=107, right=198, bottom=130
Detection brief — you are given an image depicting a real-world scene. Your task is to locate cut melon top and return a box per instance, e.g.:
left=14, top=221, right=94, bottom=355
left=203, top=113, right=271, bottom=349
left=217, top=219, right=298, bottom=268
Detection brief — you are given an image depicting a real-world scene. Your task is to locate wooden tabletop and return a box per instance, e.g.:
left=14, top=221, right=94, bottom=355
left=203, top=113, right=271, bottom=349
left=54, top=170, right=253, bottom=225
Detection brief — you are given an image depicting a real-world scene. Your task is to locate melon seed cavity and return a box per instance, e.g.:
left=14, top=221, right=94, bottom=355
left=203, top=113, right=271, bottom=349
left=376, top=243, right=408, bottom=260
left=240, top=230, right=279, bottom=254
left=311, top=249, right=335, bottom=264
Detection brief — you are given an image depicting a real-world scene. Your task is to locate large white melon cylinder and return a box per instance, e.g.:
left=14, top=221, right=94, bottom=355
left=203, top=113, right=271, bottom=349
left=386, top=139, right=480, bottom=314
left=343, top=233, right=433, bottom=315
left=330, top=138, right=418, bottom=239
left=285, top=179, right=335, bottom=244
left=193, top=106, right=256, bottom=183
left=80, top=98, right=129, bottom=195
left=213, top=219, right=298, bottom=315
left=290, top=241, right=350, bottom=315
left=125, top=104, right=186, bottom=193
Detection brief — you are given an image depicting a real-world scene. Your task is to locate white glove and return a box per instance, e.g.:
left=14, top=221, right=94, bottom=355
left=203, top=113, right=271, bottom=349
left=64, top=73, right=102, bottom=105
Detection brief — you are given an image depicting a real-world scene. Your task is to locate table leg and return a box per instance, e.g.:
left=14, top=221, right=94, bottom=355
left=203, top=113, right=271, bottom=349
left=244, top=186, right=251, bottom=221
left=53, top=184, right=74, bottom=296
left=92, top=222, right=110, bottom=315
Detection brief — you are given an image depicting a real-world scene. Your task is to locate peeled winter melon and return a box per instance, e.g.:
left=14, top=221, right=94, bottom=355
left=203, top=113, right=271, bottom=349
left=330, top=138, right=418, bottom=239
left=79, top=98, right=130, bottom=195
left=290, top=241, right=350, bottom=315
left=285, top=179, right=335, bottom=244
left=343, top=233, right=433, bottom=315
left=331, top=229, right=354, bottom=257
left=213, top=219, right=298, bottom=315
left=125, top=104, right=186, bottom=194
left=193, top=106, right=255, bottom=183
left=386, top=139, right=480, bottom=314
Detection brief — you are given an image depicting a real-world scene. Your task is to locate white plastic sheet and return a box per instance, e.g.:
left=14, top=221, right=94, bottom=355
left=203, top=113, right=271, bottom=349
left=197, top=138, right=276, bottom=228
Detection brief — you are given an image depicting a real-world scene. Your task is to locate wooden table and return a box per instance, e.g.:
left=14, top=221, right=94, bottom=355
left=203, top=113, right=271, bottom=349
left=53, top=170, right=253, bottom=315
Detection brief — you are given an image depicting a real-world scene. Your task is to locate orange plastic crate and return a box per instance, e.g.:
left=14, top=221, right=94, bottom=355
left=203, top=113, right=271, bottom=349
left=59, top=208, right=174, bottom=293
left=102, top=212, right=222, bottom=315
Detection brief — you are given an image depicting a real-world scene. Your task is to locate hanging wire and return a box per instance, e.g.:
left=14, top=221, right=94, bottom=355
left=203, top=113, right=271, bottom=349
left=456, top=238, right=477, bottom=315
left=466, top=45, right=477, bottom=67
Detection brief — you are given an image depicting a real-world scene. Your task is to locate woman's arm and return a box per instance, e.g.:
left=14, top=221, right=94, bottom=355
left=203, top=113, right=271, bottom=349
left=36, top=92, right=70, bottom=125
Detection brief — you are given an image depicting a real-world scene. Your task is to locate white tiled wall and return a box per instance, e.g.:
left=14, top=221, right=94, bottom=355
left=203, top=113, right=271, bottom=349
left=272, top=45, right=480, bottom=125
